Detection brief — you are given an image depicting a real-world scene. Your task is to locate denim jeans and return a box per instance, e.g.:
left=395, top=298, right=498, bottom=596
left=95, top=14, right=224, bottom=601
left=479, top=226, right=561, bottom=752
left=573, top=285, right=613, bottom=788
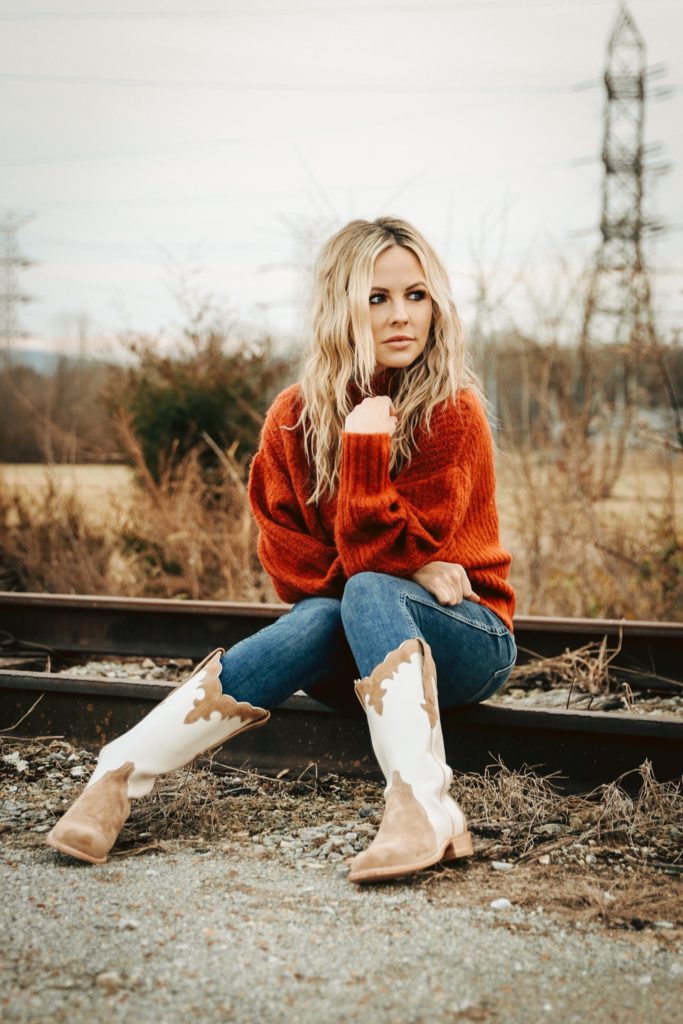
left=219, top=571, right=516, bottom=713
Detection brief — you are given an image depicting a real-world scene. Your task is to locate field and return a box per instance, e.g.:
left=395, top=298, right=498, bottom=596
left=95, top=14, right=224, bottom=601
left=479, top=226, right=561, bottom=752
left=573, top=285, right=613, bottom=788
left=1, top=451, right=681, bottom=620
left=2, top=450, right=681, bottom=523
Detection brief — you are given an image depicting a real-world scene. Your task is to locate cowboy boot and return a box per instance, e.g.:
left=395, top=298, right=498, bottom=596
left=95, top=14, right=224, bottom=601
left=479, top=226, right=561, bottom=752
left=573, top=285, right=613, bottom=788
left=348, top=637, right=473, bottom=884
left=46, top=649, right=269, bottom=865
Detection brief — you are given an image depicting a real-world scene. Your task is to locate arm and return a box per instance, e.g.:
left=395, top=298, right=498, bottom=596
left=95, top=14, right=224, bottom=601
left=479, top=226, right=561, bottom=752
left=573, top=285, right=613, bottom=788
left=334, top=394, right=482, bottom=578
left=247, top=397, right=345, bottom=603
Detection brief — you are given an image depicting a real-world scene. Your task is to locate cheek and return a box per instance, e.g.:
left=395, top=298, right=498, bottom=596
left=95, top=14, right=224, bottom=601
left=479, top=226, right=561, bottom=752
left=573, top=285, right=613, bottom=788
left=420, top=302, right=433, bottom=337
left=369, top=307, right=383, bottom=338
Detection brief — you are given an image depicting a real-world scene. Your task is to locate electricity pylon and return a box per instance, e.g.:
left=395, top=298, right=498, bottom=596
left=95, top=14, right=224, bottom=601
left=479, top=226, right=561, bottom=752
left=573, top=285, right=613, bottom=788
left=0, top=211, right=33, bottom=357
left=572, top=2, right=668, bottom=496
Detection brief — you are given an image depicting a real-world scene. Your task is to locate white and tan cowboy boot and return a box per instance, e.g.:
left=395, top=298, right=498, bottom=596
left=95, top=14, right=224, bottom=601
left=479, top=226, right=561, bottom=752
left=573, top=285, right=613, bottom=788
left=348, top=637, right=473, bottom=884
left=46, top=649, right=269, bottom=865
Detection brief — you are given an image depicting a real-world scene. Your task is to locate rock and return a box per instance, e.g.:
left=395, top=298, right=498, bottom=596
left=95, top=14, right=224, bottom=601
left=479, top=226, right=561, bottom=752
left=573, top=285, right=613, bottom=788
left=2, top=752, right=29, bottom=774
left=359, top=807, right=375, bottom=818
left=490, top=898, right=513, bottom=911
left=537, top=855, right=551, bottom=866
left=638, top=975, right=652, bottom=987
left=654, top=920, right=674, bottom=930
left=568, top=815, right=583, bottom=829
left=585, top=854, right=597, bottom=866
left=536, top=823, right=563, bottom=836
left=96, top=971, right=125, bottom=994
left=118, top=918, right=139, bottom=931
left=491, top=861, right=513, bottom=872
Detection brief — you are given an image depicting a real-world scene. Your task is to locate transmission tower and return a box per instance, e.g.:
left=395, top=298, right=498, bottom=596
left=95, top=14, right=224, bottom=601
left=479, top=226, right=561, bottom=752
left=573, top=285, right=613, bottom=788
left=0, top=211, right=33, bottom=354
left=581, top=2, right=668, bottom=352
left=572, top=2, right=669, bottom=495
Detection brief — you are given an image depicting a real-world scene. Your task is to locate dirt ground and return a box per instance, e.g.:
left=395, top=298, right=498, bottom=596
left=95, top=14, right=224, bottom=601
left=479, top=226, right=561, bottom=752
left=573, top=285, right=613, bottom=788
left=2, top=737, right=681, bottom=934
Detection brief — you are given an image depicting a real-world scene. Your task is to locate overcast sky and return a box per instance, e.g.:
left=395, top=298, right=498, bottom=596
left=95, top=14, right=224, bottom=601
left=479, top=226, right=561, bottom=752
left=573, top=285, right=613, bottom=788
left=1, top=0, right=681, bottom=356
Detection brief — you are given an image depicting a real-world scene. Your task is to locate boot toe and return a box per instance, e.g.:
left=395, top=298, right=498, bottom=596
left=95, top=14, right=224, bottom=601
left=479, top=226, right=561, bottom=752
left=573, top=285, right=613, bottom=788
left=46, top=824, right=111, bottom=865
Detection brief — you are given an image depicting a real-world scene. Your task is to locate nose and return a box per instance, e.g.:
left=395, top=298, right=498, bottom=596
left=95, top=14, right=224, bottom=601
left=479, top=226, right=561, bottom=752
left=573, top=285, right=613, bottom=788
left=389, top=298, right=409, bottom=324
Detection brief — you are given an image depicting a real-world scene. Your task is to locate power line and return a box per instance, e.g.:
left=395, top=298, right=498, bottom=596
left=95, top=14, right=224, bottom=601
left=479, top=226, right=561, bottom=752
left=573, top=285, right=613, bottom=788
left=0, top=71, right=590, bottom=95
left=3, top=1, right=679, bottom=21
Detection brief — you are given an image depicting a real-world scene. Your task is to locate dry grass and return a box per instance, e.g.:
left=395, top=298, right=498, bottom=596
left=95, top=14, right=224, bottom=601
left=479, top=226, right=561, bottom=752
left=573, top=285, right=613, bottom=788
left=3, top=736, right=681, bottom=930
left=1, top=434, right=681, bottom=617
left=497, top=441, right=683, bottom=620
left=0, top=423, right=276, bottom=601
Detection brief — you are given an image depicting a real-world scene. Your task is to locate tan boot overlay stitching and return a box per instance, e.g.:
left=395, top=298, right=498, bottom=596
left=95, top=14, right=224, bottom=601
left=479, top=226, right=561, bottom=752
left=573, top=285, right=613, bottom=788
left=184, top=661, right=267, bottom=726
left=419, top=639, right=439, bottom=729
left=354, top=637, right=423, bottom=715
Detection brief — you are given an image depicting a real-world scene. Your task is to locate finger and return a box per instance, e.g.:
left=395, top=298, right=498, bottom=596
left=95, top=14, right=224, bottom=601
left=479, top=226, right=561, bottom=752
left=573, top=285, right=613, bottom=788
left=435, top=583, right=455, bottom=605
left=466, top=592, right=481, bottom=603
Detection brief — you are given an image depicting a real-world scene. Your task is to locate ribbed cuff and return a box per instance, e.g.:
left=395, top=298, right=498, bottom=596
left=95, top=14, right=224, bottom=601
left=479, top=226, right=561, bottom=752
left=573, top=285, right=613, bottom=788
left=340, top=432, right=391, bottom=495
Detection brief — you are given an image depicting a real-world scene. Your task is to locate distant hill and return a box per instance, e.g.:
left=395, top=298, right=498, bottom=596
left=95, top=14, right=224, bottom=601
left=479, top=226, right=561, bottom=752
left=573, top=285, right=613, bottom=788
left=2, top=348, right=113, bottom=374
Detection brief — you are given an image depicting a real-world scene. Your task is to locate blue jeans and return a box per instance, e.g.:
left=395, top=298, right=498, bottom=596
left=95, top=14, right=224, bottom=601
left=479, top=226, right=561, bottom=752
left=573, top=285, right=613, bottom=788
left=219, top=572, right=516, bottom=712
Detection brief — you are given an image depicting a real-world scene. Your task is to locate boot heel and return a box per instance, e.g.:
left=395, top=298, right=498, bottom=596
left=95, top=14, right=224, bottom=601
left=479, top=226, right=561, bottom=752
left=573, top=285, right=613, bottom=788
left=442, top=831, right=473, bottom=862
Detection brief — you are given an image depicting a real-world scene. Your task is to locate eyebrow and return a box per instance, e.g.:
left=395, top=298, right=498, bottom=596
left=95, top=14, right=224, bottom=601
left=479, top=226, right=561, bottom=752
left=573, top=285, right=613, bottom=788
left=370, top=281, right=428, bottom=293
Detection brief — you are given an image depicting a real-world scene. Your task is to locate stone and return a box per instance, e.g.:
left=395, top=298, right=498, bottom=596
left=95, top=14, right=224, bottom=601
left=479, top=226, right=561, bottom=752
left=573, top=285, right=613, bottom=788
left=490, top=898, right=513, bottom=911
left=118, top=918, right=139, bottom=931
left=96, top=971, right=125, bottom=994
left=491, top=861, right=513, bottom=872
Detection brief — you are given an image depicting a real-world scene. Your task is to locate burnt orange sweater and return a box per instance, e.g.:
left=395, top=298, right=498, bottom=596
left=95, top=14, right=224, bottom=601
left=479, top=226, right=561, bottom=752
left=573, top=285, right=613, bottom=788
left=247, top=377, right=515, bottom=633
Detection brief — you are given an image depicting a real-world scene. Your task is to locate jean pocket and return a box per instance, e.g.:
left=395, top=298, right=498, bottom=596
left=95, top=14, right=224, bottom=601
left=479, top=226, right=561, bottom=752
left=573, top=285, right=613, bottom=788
left=462, top=640, right=517, bottom=705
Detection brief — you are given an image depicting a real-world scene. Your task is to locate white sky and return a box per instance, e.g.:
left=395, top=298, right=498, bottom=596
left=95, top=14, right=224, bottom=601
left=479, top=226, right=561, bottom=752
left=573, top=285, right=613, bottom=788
left=1, top=0, right=681, bottom=356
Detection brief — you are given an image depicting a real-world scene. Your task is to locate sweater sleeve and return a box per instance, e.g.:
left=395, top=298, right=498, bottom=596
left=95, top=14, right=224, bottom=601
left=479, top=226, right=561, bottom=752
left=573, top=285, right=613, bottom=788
left=247, top=397, right=345, bottom=603
left=334, top=394, right=481, bottom=578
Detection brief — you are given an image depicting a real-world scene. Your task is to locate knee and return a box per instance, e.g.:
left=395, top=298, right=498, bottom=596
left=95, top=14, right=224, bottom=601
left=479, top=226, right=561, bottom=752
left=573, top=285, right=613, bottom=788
left=341, top=571, right=395, bottom=618
left=290, top=596, right=343, bottom=630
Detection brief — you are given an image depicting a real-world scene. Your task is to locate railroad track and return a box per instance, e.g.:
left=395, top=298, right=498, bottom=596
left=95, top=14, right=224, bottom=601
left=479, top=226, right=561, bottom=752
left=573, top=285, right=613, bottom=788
left=1, top=592, right=681, bottom=790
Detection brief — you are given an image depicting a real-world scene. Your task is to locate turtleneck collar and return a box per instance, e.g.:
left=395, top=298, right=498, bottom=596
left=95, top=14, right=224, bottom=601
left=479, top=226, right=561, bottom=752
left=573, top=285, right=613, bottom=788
left=348, top=366, right=399, bottom=402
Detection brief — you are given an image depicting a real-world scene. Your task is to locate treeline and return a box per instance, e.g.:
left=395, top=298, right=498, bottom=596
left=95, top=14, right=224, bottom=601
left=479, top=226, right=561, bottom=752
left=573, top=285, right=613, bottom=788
left=0, top=331, right=681, bottom=465
left=0, top=332, right=297, bottom=468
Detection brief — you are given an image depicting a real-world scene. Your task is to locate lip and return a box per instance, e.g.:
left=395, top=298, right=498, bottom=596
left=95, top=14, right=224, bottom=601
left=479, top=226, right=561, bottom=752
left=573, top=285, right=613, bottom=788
left=384, top=336, right=415, bottom=344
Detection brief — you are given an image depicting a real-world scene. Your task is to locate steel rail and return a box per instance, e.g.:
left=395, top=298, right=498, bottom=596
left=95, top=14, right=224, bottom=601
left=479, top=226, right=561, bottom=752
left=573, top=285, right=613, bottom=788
left=1, top=591, right=682, bottom=682
left=1, top=592, right=681, bottom=789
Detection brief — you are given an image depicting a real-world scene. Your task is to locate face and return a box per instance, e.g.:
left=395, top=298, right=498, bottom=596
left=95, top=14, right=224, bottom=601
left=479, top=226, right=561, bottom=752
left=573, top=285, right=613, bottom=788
left=369, top=245, right=433, bottom=374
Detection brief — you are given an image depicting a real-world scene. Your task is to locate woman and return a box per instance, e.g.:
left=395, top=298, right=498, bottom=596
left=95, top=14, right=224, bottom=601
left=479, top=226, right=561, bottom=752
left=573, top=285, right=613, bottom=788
left=47, top=216, right=516, bottom=883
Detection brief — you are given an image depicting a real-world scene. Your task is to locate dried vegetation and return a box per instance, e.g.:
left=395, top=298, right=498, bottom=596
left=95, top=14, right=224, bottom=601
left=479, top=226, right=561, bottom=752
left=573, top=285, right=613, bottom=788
left=1, top=735, right=681, bottom=932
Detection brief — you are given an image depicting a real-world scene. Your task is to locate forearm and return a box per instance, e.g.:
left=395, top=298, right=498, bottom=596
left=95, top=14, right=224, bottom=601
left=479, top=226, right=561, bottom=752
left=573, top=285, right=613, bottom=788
left=334, top=431, right=466, bottom=577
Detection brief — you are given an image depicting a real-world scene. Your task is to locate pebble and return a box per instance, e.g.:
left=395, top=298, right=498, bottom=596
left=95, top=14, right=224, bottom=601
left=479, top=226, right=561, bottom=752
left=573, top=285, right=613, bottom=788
left=490, top=898, right=513, bottom=911
left=654, top=921, right=674, bottom=930
left=118, top=918, right=140, bottom=931
left=491, top=861, right=514, bottom=872
left=95, top=971, right=125, bottom=995
left=537, top=855, right=551, bottom=866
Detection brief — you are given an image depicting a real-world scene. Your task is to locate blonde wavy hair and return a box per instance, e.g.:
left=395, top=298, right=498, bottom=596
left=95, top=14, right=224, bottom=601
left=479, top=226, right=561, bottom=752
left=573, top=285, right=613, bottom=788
left=294, top=216, right=483, bottom=504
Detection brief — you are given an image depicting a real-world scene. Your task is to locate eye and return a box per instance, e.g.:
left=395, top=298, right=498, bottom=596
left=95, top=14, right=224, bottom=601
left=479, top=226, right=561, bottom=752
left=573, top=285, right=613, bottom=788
left=369, top=293, right=385, bottom=305
left=409, top=290, right=427, bottom=301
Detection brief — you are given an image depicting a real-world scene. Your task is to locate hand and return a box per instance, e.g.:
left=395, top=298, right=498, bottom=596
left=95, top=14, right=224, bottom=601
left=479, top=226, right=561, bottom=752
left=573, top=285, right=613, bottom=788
left=344, top=395, right=398, bottom=436
left=411, top=561, right=481, bottom=606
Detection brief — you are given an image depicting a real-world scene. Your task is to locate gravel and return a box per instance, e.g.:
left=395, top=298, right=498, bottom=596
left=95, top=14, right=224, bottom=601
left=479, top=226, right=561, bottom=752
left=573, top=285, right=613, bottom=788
left=2, top=738, right=682, bottom=1022
left=1, top=843, right=682, bottom=1024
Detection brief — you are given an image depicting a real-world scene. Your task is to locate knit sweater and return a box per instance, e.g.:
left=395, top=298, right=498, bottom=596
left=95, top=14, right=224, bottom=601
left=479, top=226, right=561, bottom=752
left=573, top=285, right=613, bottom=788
left=247, top=375, right=515, bottom=633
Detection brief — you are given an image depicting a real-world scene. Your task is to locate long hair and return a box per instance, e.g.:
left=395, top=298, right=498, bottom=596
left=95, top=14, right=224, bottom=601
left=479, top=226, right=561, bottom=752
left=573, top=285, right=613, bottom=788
left=293, top=216, right=483, bottom=505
